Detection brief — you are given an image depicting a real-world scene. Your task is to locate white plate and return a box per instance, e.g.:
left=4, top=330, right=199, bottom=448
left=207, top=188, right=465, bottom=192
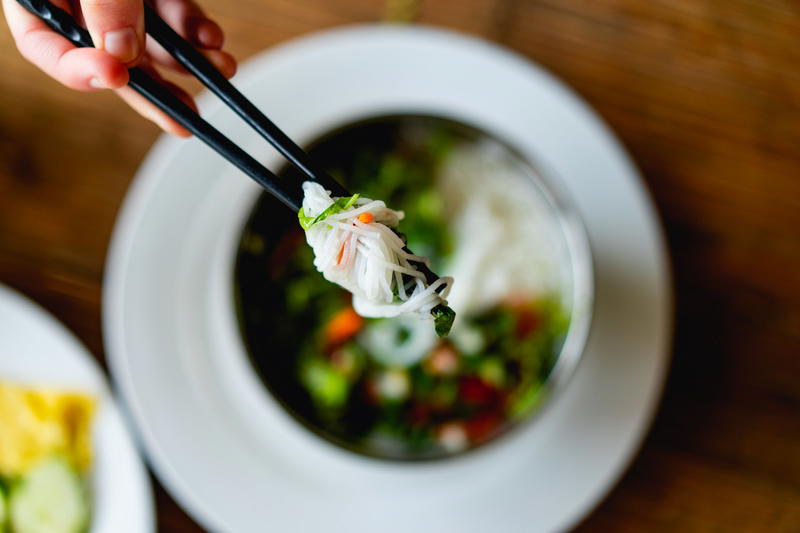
left=0, top=284, right=154, bottom=533
left=104, top=26, right=672, bottom=533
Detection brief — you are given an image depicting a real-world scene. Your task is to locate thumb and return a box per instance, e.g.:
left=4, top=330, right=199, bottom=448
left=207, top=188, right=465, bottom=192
left=81, top=0, right=145, bottom=65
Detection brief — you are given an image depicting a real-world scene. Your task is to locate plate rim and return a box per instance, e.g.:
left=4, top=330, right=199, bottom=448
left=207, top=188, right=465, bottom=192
left=0, top=284, right=156, bottom=533
left=103, top=23, right=673, bottom=533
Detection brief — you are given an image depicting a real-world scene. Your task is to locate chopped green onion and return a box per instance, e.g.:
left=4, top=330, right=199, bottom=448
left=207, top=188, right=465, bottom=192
left=298, top=194, right=360, bottom=230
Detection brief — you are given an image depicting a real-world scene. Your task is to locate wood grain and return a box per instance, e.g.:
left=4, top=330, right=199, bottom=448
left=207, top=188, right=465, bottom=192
left=1, top=0, right=798, bottom=531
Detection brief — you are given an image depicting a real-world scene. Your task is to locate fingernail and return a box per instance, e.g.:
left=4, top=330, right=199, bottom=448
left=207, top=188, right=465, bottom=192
left=89, top=77, right=106, bottom=89
left=195, top=20, right=223, bottom=49
left=103, top=28, right=140, bottom=63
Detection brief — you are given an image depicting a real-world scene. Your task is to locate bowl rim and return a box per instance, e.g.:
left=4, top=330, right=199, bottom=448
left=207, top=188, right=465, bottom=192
left=226, top=111, right=595, bottom=461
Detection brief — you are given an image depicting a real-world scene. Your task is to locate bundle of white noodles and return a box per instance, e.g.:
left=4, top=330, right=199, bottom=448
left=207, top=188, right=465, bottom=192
left=300, top=181, right=453, bottom=318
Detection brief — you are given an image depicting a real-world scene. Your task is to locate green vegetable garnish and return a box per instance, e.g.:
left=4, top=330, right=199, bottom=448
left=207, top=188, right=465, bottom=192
left=431, top=304, right=456, bottom=337
left=301, top=359, right=349, bottom=409
left=297, top=193, right=360, bottom=230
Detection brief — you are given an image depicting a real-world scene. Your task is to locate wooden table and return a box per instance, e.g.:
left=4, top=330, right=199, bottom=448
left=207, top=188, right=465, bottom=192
left=1, top=0, right=799, bottom=530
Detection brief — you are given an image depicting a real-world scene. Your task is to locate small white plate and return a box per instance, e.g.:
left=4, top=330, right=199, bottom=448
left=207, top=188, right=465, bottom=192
left=104, top=26, right=672, bottom=533
left=0, top=284, right=154, bottom=533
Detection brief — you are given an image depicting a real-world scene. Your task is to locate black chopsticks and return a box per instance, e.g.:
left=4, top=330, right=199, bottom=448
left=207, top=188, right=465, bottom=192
left=16, top=0, right=444, bottom=291
left=141, top=5, right=349, bottom=200
left=16, top=0, right=307, bottom=210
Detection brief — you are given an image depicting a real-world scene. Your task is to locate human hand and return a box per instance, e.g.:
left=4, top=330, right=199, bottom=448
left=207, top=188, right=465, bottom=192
left=2, top=0, right=237, bottom=136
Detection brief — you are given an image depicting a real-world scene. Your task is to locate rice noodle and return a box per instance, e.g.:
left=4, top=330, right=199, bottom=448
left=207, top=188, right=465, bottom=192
left=300, top=181, right=453, bottom=319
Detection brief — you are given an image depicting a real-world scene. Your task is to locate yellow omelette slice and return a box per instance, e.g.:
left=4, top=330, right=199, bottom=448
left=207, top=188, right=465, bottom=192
left=0, top=383, right=96, bottom=477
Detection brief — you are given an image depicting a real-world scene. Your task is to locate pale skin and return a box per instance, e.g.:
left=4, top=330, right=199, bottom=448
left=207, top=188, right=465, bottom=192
left=2, top=0, right=237, bottom=136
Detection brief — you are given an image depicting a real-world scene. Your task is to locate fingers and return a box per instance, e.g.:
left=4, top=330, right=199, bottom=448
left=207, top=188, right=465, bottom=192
left=3, top=0, right=129, bottom=90
left=116, top=63, right=195, bottom=137
left=80, top=0, right=145, bottom=65
left=4, top=0, right=230, bottom=138
left=146, top=35, right=236, bottom=78
left=192, top=17, right=223, bottom=49
left=198, top=48, right=237, bottom=78
left=145, top=0, right=237, bottom=78
left=127, top=0, right=236, bottom=138
left=153, top=0, right=223, bottom=49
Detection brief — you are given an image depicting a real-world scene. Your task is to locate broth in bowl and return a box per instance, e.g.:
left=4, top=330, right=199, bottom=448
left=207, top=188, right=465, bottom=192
left=235, top=115, right=587, bottom=460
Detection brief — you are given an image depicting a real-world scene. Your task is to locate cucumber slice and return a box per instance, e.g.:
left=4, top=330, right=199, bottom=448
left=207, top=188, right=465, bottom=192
left=9, top=457, right=89, bottom=533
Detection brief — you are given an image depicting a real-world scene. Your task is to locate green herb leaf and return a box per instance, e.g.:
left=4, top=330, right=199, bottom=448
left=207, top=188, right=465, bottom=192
left=431, top=304, right=456, bottom=337
left=298, top=193, right=360, bottom=230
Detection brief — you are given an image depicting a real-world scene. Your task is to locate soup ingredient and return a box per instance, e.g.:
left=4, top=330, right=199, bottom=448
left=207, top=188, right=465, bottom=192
left=298, top=181, right=455, bottom=334
left=437, top=141, right=569, bottom=314
left=374, top=369, right=410, bottom=402
left=8, top=456, right=89, bottom=533
left=359, top=315, right=437, bottom=367
left=437, top=423, right=468, bottom=453
left=237, top=117, right=571, bottom=459
left=301, top=297, right=566, bottom=457
left=325, top=307, right=364, bottom=346
left=431, top=306, right=457, bottom=337
left=0, top=384, right=96, bottom=477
